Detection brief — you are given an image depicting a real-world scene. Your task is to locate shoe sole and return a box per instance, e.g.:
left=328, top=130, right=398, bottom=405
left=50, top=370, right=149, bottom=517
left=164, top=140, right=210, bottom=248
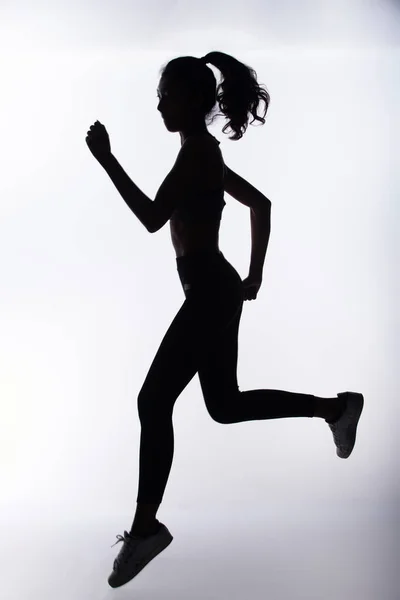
left=334, top=391, right=364, bottom=458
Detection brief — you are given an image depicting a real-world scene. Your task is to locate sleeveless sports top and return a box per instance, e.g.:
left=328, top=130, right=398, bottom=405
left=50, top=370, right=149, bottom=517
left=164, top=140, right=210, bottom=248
left=172, top=135, right=226, bottom=224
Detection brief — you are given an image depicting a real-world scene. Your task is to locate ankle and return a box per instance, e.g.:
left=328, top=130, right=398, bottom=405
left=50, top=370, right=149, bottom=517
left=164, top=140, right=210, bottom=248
left=130, top=518, right=160, bottom=537
left=313, top=396, right=342, bottom=420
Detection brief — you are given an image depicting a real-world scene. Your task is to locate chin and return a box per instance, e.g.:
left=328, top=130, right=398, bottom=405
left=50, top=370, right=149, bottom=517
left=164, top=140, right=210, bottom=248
left=164, top=121, right=178, bottom=132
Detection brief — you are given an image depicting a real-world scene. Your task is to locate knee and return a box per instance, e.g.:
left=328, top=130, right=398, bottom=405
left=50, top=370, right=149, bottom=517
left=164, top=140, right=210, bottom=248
left=137, top=392, right=157, bottom=422
left=205, top=402, right=231, bottom=425
left=203, top=386, right=239, bottom=425
left=212, top=414, right=230, bottom=424
left=137, top=391, right=172, bottom=423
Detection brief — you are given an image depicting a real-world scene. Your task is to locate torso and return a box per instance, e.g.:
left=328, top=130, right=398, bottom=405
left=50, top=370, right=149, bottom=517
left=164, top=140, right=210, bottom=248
left=169, top=134, right=225, bottom=258
left=170, top=214, right=222, bottom=258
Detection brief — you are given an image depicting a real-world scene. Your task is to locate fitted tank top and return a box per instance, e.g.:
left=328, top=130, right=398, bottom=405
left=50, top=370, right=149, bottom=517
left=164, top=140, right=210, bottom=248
left=172, top=135, right=226, bottom=224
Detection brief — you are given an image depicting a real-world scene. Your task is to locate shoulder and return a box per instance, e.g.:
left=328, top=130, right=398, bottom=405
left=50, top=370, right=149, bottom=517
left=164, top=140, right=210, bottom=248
left=176, top=136, right=223, bottom=188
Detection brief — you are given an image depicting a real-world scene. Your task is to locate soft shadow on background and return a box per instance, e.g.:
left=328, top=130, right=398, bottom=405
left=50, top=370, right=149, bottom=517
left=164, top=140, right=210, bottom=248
left=1, top=0, right=399, bottom=598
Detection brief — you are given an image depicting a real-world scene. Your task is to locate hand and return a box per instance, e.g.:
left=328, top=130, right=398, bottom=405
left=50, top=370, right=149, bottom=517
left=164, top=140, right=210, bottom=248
left=85, top=120, right=111, bottom=162
left=242, top=274, right=262, bottom=301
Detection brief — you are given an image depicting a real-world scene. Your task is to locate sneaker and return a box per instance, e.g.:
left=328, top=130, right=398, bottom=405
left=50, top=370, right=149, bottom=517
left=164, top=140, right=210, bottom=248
left=108, top=522, right=173, bottom=588
left=328, top=391, right=364, bottom=459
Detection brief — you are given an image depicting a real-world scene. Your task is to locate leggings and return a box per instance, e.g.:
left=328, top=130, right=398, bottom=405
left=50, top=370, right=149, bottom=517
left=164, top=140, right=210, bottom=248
left=136, top=249, right=315, bottom=504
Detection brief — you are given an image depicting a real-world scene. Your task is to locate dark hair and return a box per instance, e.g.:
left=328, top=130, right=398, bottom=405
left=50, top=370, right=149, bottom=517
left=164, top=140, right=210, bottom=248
left=159, top=51, right=270, bottom=141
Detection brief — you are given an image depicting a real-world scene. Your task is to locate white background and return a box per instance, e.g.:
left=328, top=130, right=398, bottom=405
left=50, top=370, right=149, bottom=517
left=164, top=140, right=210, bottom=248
left=1, top=0, right=399, bottom=598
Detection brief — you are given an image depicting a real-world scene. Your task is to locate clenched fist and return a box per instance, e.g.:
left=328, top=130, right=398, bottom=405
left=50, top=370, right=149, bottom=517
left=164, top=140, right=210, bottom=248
left=242, top=274, right=262, bottom=301
left=85, top=120, right=111, bottom=162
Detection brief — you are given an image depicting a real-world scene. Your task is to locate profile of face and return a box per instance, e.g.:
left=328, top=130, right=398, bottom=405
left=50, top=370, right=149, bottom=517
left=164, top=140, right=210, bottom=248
left=157, top=76, right=206, bottom=136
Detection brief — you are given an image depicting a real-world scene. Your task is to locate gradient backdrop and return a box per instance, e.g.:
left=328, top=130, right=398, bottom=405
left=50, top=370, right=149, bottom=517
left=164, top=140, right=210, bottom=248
left=1, top=0, right=399, bottom=598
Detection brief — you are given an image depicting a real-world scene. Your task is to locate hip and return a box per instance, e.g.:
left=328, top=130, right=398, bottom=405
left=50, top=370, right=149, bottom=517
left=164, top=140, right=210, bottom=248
left=176, top=249, right=243, bottom=298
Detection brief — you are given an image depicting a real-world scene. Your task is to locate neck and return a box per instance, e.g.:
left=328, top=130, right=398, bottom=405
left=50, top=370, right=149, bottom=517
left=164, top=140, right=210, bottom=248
left=179, top=124, right=210, bottom=145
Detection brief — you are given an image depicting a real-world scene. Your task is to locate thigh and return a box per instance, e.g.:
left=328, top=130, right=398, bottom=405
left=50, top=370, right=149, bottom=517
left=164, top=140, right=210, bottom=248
left=197, top=301, right=243, bottom=422
left=138, top=291, right=240, bottom=414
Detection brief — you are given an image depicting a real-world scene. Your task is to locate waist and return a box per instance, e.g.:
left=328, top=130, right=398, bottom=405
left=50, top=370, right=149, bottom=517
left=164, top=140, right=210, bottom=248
left=176, top=248, right=223, bottom=265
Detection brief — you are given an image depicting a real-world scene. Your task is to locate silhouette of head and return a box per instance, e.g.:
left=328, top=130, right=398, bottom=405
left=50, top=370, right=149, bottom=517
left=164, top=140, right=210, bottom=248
left=157, top=53, right=271, bottom=141
left=157, top=64, right=209, bottom=137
